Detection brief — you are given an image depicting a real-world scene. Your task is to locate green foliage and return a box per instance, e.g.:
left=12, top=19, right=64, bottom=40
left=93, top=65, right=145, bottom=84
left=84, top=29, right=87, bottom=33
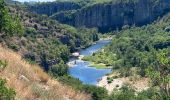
left=146, top=50, right=170, bottom=99
left=136, top=87, right=160, bottom=100
left=87, top=13, right=170, bottom=77
left=107, top=77, right=115, bottom=84
left=58, top=76, right=84, bottom=90
left=0, top=60, right=7, bottom=70
left=109, top=85, right=136, bottom=100
left=83, top=85, right=108, bottom=100
left=109, top=85, right=161, bottom=100
left=0, top=78, right=16, bottom=100
left=1, top=4, right=99, bottom=79
left=49, top=61, right=68, bottom=77
left=55, top=0, right=140, bottom=7
left=8, top=43, right=19, bottom=51
left=0, top=0, right=24, bottom=36
left=59, top=75, right=109, bottom=100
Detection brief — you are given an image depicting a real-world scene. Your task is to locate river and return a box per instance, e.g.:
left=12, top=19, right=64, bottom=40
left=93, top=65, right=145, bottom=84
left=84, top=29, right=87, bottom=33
left=68, top=40, right=112, bottom=85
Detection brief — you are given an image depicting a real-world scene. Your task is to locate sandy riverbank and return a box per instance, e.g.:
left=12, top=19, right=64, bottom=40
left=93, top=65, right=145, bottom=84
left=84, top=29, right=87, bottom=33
left=97, top=75, right=149, bottom=94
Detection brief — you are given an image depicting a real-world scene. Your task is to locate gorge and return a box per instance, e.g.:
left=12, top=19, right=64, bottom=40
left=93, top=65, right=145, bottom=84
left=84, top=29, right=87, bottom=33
left=29, top=0, right=170, bottom=32
left=0, top=0, right=170, bottom=100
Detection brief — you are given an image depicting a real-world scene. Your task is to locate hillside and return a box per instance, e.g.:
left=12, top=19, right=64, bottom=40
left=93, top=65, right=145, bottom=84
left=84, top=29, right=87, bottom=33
left=29, top=0, right=170, bottom=32
left=0, top=45, right=91, bottom=100
left=1, top=4, right=99, bottom=75
left=1, top=0, right=169, bottom=100
left=0, top=1, right=96, bottom=99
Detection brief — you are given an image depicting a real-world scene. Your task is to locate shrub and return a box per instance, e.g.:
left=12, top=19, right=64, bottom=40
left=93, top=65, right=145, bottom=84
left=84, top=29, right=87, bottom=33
left=107, top=77, right=113, bottom=84
left=0, top=0, right=24, bottom=36
left=49, top=61, right=68, bottom=77
left=59, top=75, right=109, bottom=100
left=0, top=60, right=7, bottom=70
left=8, top=43, right=19, bottom=51
left=0, top=79, right=16, bottom=100
left=83, top=85, right=109, bottom=100
left=109, top=85, right=136, bottom=100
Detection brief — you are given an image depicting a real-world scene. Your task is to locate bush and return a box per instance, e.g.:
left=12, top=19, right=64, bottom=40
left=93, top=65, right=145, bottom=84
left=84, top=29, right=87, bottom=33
left=0, top=0, right=24, bottom=36
left=59, top=75, right=109, bottom=100
left=49, top=62, right=68, bottom=77
left=109, top=85, right=136, bottom=100
left=83, top=85, right=109, bottom=100
left=0, top=60, right=7, bottom=70
left=8, top=43, right=19, bottom=51
left=107, top=77, right=113, bottom=84
left=0, top=79, right=16, bottom=100
left=58, top=75, right=84, bottom=90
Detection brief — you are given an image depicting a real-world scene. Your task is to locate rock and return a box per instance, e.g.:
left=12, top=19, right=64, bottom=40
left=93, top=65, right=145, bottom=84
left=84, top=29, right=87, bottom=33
left=72, top=52, right=80, bottom=57
left=74, top=0, right=170, bottom=32
left=165, top=26, right=170, bottom=32
left=19, top=75, right=29, bottom=82
left=29, top=2, right=81, bottom=16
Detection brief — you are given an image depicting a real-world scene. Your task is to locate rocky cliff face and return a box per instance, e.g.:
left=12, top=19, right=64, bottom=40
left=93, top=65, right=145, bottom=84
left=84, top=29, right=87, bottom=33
left=74, top=0, right=170, bottom=32
left=29, top=2, right=81, bottom=16
left=30, top=0, right=170, bottom=32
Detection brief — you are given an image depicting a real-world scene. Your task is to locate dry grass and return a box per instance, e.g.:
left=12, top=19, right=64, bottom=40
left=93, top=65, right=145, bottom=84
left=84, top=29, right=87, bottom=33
left=0, top=45, right=92, bottom=100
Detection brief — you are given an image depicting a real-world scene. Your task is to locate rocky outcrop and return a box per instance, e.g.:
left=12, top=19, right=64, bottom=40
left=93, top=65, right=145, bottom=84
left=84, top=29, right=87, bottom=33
left=29, top=1, right=81, bottom=16
left=31, top=0, right=170, bottom=32
left=50, top=10, right=76, bottom=26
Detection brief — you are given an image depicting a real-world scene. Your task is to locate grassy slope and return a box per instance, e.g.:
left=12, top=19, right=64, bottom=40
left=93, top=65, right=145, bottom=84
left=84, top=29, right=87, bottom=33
left=0, top=45, right=91, bottom=100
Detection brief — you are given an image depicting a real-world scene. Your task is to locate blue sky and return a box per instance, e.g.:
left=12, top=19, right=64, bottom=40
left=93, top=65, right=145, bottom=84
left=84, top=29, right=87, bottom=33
left=13, top=0, right=56, bottom=2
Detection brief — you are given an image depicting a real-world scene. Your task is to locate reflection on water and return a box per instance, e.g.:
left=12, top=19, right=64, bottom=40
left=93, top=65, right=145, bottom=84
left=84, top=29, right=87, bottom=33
left=68, top=40, right=112, bottom=85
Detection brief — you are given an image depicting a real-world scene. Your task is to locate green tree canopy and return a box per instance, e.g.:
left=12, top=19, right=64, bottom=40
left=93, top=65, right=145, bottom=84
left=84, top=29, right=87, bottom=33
left=0, top=0, right=24, bottom=36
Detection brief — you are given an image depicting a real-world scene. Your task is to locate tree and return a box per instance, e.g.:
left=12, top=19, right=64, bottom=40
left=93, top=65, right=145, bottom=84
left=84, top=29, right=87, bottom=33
left=146, top=50, right=170, bottom=99
left=40, top=52, right=49, bottom=71
left=49, top=61, right=68, bottom=77
left=83, top=85, right=108, bottom=100
left=109, top=85, right=136, bottom=100
left=0, top=0, right=24, bottom=36
left=0, top=0, right=6, bottom=32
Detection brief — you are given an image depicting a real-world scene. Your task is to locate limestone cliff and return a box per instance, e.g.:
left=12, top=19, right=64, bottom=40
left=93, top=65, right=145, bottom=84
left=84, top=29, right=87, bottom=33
left=30, top=0, right=170, bottom=32
left=73, top=0, right=170, bottom=32
left=29, top=1, right=81, bottom=16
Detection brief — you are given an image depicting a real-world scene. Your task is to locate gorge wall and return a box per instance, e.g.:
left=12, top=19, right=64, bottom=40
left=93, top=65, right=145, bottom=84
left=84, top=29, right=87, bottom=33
left=30, top=0, right=170, bottom=32
left=29, top=1, right=81, bottom=16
